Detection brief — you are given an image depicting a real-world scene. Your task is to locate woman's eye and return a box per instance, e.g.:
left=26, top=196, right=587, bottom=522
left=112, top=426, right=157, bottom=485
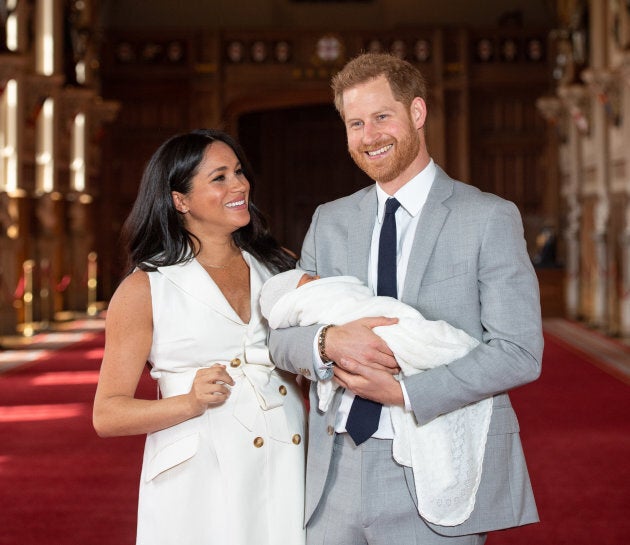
left=211, top=175, right=225, bottom=182
left=235, top=168, right=244, bottom=176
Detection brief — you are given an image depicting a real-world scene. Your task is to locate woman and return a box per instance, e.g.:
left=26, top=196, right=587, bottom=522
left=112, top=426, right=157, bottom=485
left=93, top=129, right=306, bottom=545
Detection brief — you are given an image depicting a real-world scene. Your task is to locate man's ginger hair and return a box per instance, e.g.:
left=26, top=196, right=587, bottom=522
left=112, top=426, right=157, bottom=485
left=331, top=53, right=428, bottom=119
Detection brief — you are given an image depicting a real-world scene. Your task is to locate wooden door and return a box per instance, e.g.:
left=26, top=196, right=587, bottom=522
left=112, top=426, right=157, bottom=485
left=238, top=104, right=372, bottom=256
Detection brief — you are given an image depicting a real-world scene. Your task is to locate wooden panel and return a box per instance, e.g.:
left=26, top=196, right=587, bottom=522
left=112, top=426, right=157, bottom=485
left=238, top=104, right=371, bottom=255
left=469, top=86, right=550, bottom=244
left=95, top=25, right=555, bottom=301
left=536, top=268, right=565, bottom=317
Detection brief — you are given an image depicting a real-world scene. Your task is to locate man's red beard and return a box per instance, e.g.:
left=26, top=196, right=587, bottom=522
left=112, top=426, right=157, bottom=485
left=349, top=121, right=420, bottom=183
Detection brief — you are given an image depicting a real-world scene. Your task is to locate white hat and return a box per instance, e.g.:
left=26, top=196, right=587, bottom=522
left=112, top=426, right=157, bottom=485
left=260, top=268, right=308, bottom=320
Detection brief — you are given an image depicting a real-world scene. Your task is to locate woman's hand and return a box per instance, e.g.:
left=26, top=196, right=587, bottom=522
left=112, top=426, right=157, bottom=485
left=187, top=364, right=235, bottom=415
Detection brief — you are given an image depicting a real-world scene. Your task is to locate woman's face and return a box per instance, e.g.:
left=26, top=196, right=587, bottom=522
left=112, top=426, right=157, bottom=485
left=172, top=141, right=251, bottom=238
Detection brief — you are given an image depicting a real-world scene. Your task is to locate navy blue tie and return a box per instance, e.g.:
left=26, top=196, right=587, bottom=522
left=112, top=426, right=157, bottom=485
left=346, top=197, right=400, bottom=446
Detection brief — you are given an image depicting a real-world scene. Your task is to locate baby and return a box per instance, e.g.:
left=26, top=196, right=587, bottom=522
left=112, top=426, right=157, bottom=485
left=260, top=269, right=494, bottom=526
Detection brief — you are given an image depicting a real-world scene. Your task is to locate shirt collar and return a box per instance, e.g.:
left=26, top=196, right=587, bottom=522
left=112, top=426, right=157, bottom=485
left=375, top=159, right=436, bottom=223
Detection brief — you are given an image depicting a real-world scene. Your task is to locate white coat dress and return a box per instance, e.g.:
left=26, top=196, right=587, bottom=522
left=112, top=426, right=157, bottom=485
left=136, top=252, right=306, bottom=545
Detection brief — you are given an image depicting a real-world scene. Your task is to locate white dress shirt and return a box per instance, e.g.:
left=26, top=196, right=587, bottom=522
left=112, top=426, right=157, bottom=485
left=314, top=159, right=436, bottom=438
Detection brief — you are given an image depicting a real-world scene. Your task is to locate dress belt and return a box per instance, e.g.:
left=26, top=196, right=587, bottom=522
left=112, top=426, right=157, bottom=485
left=156, top=358, right=289, bottom=439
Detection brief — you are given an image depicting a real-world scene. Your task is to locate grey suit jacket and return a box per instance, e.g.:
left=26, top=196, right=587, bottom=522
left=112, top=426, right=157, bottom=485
left=269, top=166, right=543, bottom=536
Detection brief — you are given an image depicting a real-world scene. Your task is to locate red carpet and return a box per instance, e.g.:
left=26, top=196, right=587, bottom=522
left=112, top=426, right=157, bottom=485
left=1, top=329, right=629, bottom=545
left=489, top=334, right=630, bottom=545
left=0, top=331, right=154, bottom=545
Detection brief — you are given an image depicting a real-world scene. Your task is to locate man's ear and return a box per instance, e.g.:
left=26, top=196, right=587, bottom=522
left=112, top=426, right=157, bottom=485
left=171, top=191, right=189, bottom=214
left=410, top=97, right=427, bottom=130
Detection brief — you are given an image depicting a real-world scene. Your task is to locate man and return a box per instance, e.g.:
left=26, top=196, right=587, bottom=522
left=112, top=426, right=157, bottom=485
left=269, top=53, right=543, bottom=545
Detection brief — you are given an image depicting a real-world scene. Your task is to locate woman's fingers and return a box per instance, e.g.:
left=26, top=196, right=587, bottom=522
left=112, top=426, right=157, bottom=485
left=190, top=364, right=235, bottom=408
left=195, top=364, right=235, bottom=386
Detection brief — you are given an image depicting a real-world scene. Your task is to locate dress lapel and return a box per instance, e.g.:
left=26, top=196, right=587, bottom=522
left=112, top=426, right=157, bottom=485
left=157, top=257, right=244, bottom=324
left=244, top=251, right=271, bottom=324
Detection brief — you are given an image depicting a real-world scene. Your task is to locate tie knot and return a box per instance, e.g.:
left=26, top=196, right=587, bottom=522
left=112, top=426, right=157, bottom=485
left=385, top=198, right=401, bottom=215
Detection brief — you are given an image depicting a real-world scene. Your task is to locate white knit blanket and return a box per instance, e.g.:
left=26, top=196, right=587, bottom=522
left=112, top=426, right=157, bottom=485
left=265, top=275, right=493, bottom=526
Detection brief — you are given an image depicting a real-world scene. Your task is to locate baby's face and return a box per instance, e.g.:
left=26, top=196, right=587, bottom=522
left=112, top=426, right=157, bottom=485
left=297, top=273, right=319, bottom=288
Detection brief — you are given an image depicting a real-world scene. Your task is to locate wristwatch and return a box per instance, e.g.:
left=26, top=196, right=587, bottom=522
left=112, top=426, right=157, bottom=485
left=318, top=324, right=335, bottom=363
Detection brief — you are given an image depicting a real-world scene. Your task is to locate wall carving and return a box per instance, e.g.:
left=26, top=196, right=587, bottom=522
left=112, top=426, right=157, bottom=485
left=542, top=0, right=630, bottom=334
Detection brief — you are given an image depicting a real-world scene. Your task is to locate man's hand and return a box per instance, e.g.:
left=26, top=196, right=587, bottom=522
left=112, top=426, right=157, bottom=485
left=325, top=317, right=399, bottom=373
left=333, top=363, right=404, bottom=405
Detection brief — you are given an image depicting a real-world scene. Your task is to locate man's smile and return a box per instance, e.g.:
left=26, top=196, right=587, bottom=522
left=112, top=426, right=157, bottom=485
left=365, top=143, right=393, bottom=158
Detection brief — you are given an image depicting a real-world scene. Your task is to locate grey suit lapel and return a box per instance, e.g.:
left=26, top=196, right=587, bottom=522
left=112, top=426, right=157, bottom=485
left=401, top=169, right=454, bottom=303
left=347, top=188, right=377, bottom=283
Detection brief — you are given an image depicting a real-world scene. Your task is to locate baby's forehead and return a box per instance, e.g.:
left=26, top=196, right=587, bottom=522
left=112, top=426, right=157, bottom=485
left=298, top=272, right=322, bottom=284
left=276, top=269, right=309, bottom=288
left=260, top=268, right=308, bottom=317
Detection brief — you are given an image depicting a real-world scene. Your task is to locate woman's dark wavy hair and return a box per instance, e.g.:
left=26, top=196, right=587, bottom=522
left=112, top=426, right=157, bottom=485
left=122, top=129, right=295, bottom=275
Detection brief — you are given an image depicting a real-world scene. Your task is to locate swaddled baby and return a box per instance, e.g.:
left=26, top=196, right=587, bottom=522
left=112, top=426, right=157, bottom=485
left=260, top=269, right=493, bottom=527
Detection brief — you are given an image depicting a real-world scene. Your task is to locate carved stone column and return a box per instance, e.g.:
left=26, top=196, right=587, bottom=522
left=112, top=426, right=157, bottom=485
left=582, top=68, right=613, bottom=329
left=617, top=52, right=630, bottom=335
left=557, top=84, right=588, bottom=319
left=621, top=206, right=630, bottom=336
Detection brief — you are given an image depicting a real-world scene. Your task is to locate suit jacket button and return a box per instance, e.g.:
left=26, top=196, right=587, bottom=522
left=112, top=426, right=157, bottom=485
left=253, top=437, right=264, bottom=448
left=327, top=426, right=334, bottom=436
left=292, top=434, right=301, bottom=445
left=279, top=385, right=287, bottom=395
left=230, top=358, right=241, bottom=368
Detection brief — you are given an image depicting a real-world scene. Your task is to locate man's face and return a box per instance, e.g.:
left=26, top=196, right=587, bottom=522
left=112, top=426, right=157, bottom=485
left=342, top=75, right=424, bottom=187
